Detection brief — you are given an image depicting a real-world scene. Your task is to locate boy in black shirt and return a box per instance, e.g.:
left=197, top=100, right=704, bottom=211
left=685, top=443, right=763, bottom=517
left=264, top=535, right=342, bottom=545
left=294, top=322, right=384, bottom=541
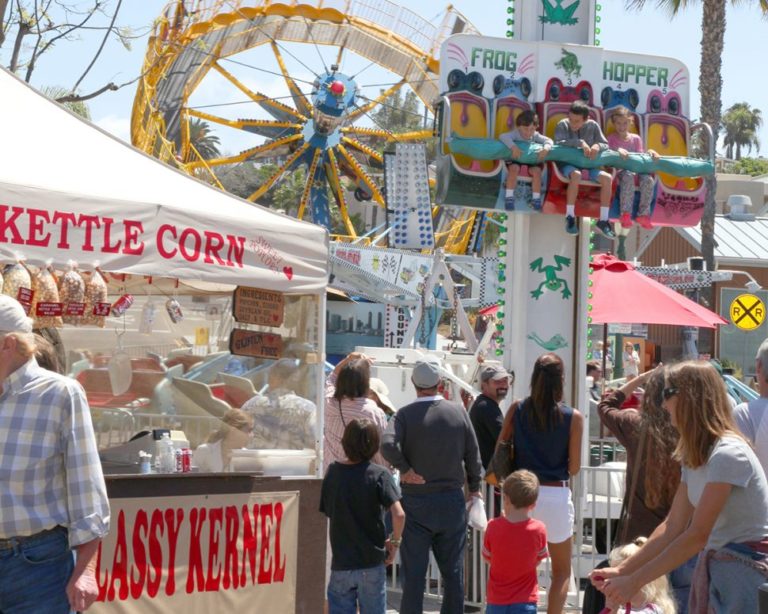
left=320, top=419, right=405, bottom=613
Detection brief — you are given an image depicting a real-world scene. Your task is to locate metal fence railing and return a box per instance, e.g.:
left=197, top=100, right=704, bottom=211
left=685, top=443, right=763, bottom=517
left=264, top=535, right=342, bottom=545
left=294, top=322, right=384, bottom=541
left=385, top=459, right=628, bottom=612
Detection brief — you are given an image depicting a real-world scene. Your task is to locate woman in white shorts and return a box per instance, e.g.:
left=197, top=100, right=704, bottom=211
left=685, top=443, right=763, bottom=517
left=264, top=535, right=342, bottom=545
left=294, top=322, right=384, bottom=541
left=499, top=353, right=584, bottom=614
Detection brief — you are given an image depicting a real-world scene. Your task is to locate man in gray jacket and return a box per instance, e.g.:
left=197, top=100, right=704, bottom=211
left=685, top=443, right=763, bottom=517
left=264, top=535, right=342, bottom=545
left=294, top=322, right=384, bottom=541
left=381, top=360, right=482, bottom=614
left=554, top=100, right=615, bottom=238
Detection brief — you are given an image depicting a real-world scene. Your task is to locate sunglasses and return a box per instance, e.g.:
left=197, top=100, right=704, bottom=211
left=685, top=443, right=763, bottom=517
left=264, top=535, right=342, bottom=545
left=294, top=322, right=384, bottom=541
left=662, top=386, right=678, bottom=401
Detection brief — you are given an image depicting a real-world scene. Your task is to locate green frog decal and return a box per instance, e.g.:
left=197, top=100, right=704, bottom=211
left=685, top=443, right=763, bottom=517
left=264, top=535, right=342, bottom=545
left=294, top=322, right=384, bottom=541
left=530, top=255, right=572, bottom=299
left=554, top=48, right=582, bottom=79
left=541, top=0, right=580, bottom=26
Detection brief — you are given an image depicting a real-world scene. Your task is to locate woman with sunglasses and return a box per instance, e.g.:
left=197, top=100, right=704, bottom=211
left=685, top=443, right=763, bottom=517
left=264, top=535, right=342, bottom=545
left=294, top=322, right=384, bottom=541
left=591, top=361, right=768, bottom=612
left=588, top=366, right=695, bottom=613
left=499, top=352, right=584, bottom=614
left=193, top=408, right=254, bottom=472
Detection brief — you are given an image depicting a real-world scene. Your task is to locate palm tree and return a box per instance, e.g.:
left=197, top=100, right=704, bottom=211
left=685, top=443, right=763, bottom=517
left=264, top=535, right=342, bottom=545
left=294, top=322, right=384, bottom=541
left=187, top=118, right=221, bottom=160
left=40, top=85, right=91, bottom=120
left=627, top=0, right=768, bottom=274
left=722, top=102, right=762, bottom=159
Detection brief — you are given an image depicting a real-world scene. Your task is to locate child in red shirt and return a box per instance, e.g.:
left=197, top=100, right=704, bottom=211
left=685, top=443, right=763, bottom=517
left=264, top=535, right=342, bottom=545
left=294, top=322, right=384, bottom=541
left=483, top=469, right=548, bottom=613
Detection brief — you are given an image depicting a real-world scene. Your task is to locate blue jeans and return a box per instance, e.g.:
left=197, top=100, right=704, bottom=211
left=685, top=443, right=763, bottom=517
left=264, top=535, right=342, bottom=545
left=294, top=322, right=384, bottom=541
left=399, top=489, right=467, bottom=614
left=486, top=604, right=537, bottom=614
left=327, top=564, right=386, bottom=614
left=0, top=526, right=74, bottom=613
left=708, top=556, right=765, bottom=613
left=669, top=553, right=697, bottom=614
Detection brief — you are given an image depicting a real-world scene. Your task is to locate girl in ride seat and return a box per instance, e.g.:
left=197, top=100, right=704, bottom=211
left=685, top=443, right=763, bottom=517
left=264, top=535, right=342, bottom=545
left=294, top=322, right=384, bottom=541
left=608, top=107, right=659, bottom=230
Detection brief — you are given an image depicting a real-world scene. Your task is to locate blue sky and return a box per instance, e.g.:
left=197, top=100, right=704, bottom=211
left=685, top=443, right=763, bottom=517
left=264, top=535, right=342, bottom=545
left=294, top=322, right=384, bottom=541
left=11, top=1, right=768, bottom=156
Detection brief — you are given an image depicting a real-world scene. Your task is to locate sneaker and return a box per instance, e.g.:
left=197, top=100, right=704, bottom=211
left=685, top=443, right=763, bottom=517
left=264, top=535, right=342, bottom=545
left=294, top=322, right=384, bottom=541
left=620, top=213, right=633, bottom=228
left=565, top=215, right=578, bottom=235
left=530, top=196, right=542, bottom=211
left=636, top=215, right=653, bottom=230
left=596, top=220, right=616, bottom=239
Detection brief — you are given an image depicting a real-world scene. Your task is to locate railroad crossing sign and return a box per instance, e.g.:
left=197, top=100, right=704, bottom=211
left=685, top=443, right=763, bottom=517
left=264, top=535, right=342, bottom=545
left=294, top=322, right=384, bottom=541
left=729, top=293, right=766, bottom=331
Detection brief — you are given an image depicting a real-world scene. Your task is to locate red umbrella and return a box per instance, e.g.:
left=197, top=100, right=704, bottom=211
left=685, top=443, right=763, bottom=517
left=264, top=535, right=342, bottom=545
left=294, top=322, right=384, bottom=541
left=589, top=253, right=728, bottom=328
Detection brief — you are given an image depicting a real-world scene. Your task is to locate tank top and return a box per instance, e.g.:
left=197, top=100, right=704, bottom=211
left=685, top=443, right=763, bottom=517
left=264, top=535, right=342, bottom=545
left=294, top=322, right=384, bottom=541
left=513, top=399, right=573, bottom=482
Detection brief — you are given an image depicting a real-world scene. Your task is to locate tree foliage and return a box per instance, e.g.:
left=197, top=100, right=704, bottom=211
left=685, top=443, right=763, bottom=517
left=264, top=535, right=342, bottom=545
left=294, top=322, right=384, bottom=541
left=722, top=102, right=762, bottom=159
left=40, top=85, right=90, bottom=119
left=0, top=0, right=142, bottom=103
left=724, top=156, right=768, bottom=176
left=369, top=89, right=424, bottom=134
left=187, top=119, right=221, bottom=160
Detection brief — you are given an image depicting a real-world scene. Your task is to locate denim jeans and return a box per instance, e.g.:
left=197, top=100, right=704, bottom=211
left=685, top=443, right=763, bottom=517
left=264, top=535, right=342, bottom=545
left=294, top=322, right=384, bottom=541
left=708, top=556, right=765, bottom=613
left=669, top=553, right=697, bottom=614
left=0, top=526, right=74, bottom=614
left=327, top=564, right=386, bottom=614
left=486, top=604, right=537, bottom=614
left=399, top=489, right=467, bottom=614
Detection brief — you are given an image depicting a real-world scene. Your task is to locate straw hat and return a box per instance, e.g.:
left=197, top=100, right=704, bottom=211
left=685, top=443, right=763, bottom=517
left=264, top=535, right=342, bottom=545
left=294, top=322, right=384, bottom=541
left=369, top=377, right=396, bottom=415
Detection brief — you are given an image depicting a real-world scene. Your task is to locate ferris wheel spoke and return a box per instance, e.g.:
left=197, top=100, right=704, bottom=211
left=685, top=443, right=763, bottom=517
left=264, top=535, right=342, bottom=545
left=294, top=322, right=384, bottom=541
left=340, top=136, right=383, bottom=169
left=186, top=109, right=301, bottom=139
left=212, top=62, right=306, bottom=122
left=325, top=150, right=356, bottom=237
left=386, top=130, right=434, bottom=142
left=298, top=149, right=324, bottom=221
left=247, top=142, right=311, bottom=202
left=269, top=41, right=313, bottom=118
left=309, top=165, right=331, bottom=230
left=336, top=143, right=384, bottom=206
left=188, top=133, right=304, bottom=169
left=344, top=80, right=405, bottom=124
left=340, top=126, right=391, bottom=141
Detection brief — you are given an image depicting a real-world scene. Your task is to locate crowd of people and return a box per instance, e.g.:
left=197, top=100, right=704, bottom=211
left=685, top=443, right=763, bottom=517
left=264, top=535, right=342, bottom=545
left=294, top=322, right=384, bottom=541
left=7, top=268, right=768, bottom=614
left=317, top=342, right=768, bottom=614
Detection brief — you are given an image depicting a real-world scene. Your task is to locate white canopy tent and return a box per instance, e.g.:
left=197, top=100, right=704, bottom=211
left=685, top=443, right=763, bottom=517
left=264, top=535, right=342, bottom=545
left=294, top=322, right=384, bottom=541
left=0, top=68, right=328, bottom=291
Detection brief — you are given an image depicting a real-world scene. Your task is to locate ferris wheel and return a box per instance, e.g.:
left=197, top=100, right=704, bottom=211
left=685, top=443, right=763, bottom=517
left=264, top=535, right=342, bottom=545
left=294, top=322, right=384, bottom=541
left=132, top=0, right=481, bottom=247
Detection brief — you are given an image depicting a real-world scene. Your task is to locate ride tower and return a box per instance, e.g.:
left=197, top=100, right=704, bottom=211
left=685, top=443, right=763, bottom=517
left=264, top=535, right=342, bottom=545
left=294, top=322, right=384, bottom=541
left=435, top=1, right=713, bottom=405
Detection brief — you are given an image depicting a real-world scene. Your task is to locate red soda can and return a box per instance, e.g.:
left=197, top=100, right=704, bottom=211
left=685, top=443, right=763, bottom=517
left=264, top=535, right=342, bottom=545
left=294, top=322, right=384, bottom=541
left=174, top=449, right=183, bottom=473
left=111, top=294, right=134, bottom=317
left=182, top=448, right=192, bottom=472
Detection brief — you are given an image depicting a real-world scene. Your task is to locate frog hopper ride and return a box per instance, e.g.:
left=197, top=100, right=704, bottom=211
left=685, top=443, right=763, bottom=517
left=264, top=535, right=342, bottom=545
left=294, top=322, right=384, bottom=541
left=435, top=36, right=714, bottom=227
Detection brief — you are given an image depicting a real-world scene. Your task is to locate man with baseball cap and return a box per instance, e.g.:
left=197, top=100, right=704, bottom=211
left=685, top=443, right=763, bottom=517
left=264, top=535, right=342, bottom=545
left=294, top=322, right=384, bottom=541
left=381, top=359, right=482, bottom=614
left=0, top=295, right=109, bottom=612
left=469, top=364, right=512, bottom=470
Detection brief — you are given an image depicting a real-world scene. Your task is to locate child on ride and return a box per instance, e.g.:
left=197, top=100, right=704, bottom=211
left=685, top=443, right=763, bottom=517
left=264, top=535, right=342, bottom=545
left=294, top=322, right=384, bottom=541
left=500, top=110, right=553, bottom=211
left=607, top=107, right=659, bottom=230
left=554, top=100, right=614, bottom=238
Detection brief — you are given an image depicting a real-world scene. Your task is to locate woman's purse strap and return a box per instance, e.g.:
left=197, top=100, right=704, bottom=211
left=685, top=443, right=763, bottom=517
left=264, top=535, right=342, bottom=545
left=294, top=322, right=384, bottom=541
left=498, top=399, right=522, bottom=444
left=337, top=398, right=346, bottom=428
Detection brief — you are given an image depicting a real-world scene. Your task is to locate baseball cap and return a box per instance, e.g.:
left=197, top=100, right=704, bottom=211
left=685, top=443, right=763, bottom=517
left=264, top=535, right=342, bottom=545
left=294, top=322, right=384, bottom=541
left=480, top=364, right=510, bottom=382
left=0, top=295, right=32, bottom=333
left=411, top=360, right=441, bottom=389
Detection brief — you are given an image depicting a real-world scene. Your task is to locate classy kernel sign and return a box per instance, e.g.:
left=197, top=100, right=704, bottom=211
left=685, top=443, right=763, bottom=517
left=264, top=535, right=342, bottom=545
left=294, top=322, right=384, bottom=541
left=92, top=492, right=298, bottom=613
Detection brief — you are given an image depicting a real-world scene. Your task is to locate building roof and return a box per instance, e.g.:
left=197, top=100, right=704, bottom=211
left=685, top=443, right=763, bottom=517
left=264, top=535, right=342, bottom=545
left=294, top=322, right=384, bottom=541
left=678, top=215, right=768, bottom=266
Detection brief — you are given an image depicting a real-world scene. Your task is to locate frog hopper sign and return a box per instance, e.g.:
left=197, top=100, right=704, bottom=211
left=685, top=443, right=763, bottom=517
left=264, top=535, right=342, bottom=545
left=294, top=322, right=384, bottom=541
left=0, top=68, right=328, bottom=291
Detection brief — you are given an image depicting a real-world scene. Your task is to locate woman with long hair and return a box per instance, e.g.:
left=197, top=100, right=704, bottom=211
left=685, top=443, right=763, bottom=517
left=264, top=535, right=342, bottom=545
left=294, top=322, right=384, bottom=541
left=594, top=367, right=693, bottom=612
left=499, top=352, right=584, bottom=614
left=324, top=352, right=388, bottom=473
left=193, top=408, right=254, bottom=472
left=592, top=361, right=768, bottom=612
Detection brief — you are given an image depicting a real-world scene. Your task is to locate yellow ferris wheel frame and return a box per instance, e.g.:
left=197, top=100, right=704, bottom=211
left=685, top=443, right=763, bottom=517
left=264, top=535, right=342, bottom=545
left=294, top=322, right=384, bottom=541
left=132, top=0, right=482, bottom=253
